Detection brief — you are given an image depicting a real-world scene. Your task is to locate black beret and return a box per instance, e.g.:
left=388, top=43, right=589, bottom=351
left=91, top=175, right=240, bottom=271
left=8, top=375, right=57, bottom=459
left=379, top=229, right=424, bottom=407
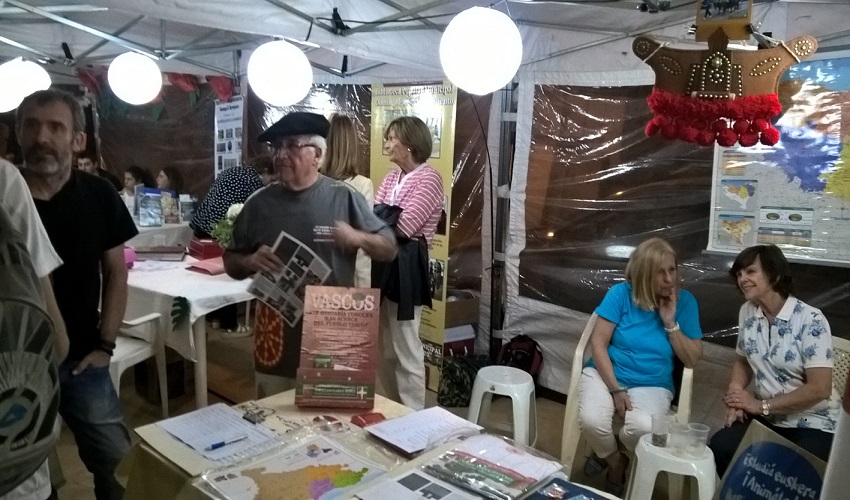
left=257, top=112, right=330, bottom=143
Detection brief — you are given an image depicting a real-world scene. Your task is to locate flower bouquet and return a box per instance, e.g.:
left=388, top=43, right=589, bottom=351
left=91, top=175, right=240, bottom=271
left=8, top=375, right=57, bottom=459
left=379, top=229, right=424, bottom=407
left=209, top=203, right=244, bottom=249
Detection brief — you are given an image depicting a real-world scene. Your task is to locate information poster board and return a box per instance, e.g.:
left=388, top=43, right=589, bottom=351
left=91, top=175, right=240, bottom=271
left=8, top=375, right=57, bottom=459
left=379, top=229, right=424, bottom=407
left=707, top=55, right=850, bottom=266
left=213, top=95, right=244, bottom=178
left=370, top=81, right=458, bottom=390
left=296, top=286, right=379, bottom=409
left=716, top=420, right=825, bottom=500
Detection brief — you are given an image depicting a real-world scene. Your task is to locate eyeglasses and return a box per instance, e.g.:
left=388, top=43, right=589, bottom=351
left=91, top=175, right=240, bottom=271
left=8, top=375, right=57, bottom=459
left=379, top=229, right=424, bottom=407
left=272, top=142, right=316, bottom=155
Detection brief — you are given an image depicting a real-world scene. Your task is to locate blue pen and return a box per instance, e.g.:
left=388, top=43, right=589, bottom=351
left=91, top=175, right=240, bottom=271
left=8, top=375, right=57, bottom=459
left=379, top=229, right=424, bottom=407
left=205, top=434, right=248, bottom=451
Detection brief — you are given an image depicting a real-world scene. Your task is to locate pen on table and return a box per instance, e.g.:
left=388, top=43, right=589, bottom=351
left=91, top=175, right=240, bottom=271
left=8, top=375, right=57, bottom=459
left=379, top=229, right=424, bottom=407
left=205, top=434, right=248, bottom=451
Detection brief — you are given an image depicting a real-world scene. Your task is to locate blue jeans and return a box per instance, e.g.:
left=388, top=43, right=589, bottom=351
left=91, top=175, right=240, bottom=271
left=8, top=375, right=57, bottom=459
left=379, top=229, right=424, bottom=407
left=58, top=360, right=130, bottom=500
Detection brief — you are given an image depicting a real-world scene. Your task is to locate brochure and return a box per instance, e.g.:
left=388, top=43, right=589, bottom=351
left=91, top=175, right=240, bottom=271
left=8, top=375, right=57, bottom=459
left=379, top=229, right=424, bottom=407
left=160, top=189, right=179, bottom=224
left=247, top=230, right=332, bottom=327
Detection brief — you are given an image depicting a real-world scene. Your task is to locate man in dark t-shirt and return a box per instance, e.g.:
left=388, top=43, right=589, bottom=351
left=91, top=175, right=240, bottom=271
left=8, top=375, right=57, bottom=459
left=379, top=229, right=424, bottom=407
left=18, top=89, right=137, bottom=500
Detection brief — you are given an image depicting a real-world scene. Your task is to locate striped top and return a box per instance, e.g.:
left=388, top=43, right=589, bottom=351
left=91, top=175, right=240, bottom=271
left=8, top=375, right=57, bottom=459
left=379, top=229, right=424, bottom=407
left=374, top=164, right=443, bottom=247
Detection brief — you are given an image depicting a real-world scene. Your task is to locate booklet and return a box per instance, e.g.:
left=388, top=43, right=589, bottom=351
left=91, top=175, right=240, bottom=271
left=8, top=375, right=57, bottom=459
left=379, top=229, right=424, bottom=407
left=186, top=256, right=225, bottom=275
left=419, top=434, right=562, bottom=500
left=247, top=230, right=332, bottom=327
left=137, top=187, right=163, bottom=227
left=179, top=194, right=196, bottom=223
left=159, top=189, right=179, bottom=224
left=365, top=407, right=482, bottom=458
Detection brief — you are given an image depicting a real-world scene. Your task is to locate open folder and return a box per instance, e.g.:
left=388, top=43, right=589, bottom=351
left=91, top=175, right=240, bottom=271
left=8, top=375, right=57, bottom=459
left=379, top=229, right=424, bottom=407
left=186, top=256, right=226, bottom=275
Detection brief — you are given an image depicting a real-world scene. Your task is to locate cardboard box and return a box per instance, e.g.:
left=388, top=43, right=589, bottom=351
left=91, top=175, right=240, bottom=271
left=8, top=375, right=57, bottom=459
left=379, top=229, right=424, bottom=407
left=189, top=237, right=223, bottom=260
left=445, top=296, right=479, bottom=329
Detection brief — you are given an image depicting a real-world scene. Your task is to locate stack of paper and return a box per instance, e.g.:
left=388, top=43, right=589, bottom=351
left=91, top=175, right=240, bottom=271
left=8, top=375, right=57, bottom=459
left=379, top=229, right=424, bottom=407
left=366, top=406, right=482, bottom=457
left=156, top=403, right=279, bottom=463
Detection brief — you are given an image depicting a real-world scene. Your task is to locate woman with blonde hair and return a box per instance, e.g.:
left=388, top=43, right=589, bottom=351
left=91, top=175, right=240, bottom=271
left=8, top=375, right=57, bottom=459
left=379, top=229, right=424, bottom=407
left=320, top=113, right=373, bottom=288
left=577, top=237, right=703, bottom=494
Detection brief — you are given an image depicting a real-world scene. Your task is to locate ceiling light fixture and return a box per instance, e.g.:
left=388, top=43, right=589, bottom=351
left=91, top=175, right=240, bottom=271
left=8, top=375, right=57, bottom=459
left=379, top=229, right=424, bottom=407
left=247, top=40, right=313, bottom=106
left=439, top=7, right=523, bottom=96
left=107, top=52, right=162, bottom=105
left=0, top=57, right=52, bottom=112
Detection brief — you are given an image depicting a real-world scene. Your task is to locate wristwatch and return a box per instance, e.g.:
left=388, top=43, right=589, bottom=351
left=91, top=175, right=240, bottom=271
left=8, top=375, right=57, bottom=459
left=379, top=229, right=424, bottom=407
left=761, top=399, right=771, bottom=416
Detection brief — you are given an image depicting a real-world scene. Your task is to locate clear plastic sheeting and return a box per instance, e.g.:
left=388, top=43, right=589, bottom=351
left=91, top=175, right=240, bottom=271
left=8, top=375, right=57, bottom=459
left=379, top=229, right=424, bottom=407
left=515, top=84, right=850, bottom=345
left=245, top=84, right=487, bottom=295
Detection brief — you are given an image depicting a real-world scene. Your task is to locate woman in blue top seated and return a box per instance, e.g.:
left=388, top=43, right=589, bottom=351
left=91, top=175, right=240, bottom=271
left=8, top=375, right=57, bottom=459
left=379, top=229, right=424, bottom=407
left=577, top=237, right=703, bottom=492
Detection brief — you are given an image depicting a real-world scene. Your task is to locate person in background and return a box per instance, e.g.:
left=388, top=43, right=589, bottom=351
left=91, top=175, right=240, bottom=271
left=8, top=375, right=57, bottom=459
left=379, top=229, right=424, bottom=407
left=372, top=116, right=444, bottom=411
left=320, top=113, right=373, bottom=288
left=120, top=165, right=154, bottom=215
left=156, top=166, right=184, bottom=193
left=0, top=158, right=68, bottom=500
left=18, top=89, right=137, bottom=500
left=223, top=111, right=397, bottom=398
left=258, top=158, right=278, bottom=187
left=76, top=152, right=122, bottom=191
left=709, top=245, right=838, bottom=477
left=577, top=237, right=703, bottom=495
left=190, top=157, right=267, bottom=334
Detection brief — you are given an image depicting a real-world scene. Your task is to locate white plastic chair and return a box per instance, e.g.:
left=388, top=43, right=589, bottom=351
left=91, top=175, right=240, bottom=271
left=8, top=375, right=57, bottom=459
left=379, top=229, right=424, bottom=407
left=560, top=313, right=694, bottom=494
left=832, top=336, right=850, bottom=401
left=109, top=312, right=168, bottom=418
left=466, top=365, right=537, bottom=446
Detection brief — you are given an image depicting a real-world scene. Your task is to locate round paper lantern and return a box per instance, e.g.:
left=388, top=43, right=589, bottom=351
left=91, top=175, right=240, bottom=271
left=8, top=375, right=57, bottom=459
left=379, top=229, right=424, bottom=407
left=247, top=41, right=312, bottom=106
left=0, top=58, right=52, bottom=112
left=439, top=7, right=523, bottom=95
left=108, top=52, right=162, bottom=105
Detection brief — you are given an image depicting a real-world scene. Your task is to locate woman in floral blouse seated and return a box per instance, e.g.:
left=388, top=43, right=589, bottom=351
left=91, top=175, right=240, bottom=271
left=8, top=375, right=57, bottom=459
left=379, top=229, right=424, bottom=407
left=709, top=244, right=839, bottom=476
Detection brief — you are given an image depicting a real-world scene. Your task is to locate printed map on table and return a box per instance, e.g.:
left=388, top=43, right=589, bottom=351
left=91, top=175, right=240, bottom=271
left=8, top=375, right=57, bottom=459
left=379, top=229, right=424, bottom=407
left=708, top=55, right=850, bottom=265
left=204, top=435, right=385, bottom=500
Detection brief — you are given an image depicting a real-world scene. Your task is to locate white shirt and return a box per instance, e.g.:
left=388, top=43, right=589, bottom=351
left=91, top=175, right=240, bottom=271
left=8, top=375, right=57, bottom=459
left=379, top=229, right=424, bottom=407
left=736, top=296, right=840, bottom=431
left=0, top=160, right=62, bottom=277
left=0, top=159, right=60, bottom=500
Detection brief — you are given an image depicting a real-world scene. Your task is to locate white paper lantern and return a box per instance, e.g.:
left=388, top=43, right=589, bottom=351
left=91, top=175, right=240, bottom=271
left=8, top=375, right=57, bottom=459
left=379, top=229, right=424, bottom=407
left=108, top=52, right=162, bottom=105
left=0, top=58, right=52, bottom=112
left=439, top=7, right=523, bottom=95
left=247, top=40, right=313, bottom=106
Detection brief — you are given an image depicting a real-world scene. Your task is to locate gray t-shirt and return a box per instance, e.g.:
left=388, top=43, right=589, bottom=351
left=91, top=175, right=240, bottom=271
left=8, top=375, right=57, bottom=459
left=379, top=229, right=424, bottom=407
left=228, top=175, right=393, bottom=377
left=230, top=175, right=392, bottom=286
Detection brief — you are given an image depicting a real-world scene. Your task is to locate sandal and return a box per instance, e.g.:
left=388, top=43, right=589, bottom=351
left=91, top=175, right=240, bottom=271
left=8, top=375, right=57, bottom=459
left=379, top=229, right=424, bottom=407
left=604, top=454, right=630, bottom=497
left=583, top=452, right=608, bottom=477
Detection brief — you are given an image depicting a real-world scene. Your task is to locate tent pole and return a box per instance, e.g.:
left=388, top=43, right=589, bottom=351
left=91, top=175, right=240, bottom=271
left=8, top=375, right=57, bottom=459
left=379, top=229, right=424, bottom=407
left=489, top=82, right=517, bottom=362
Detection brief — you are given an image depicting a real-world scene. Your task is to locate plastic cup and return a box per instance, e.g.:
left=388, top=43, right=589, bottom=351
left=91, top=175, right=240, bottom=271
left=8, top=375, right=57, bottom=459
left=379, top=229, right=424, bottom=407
left=687, top=423, right=711, bottom=458
left=153, top=234, right=167, bottom=247
left=651, top=412, right=676, bottom=447
left=668, top=422, right=690, bottom=457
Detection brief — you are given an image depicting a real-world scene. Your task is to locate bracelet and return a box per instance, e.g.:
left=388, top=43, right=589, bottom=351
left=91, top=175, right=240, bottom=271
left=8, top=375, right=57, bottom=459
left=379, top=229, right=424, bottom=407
left=100, top=339, right=117, bottom=350
left=97, top=346, right=114, bottom=357
left=664, top=322, right=680, bottom=334
left=609, top=387, right=629, bottom=395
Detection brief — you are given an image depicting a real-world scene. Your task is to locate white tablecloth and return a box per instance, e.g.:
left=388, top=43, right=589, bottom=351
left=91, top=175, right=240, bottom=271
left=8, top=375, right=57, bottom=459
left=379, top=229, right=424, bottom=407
left=126, top=258, right=253, bottom=407
left=128, top=222, right=193, bottom=248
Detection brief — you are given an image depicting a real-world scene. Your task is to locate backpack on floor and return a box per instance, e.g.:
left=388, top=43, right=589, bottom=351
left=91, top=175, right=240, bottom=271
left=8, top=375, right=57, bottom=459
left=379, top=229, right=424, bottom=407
left=0, top=205, right=60, bottom=496
left=438, top=354, right=491, bottom=408
left=498, top=335, right=543, bottom=382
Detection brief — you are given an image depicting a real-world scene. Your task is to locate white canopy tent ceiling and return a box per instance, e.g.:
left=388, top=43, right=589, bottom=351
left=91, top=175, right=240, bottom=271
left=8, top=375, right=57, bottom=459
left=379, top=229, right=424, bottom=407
left=1, top=0, right=849, bottom=85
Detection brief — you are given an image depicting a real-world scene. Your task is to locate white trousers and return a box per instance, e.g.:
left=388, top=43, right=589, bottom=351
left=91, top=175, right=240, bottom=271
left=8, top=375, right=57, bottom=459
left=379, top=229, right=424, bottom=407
left=577, top=367, right=673, bottom=458
left=378, top=299, right=426, bottom=410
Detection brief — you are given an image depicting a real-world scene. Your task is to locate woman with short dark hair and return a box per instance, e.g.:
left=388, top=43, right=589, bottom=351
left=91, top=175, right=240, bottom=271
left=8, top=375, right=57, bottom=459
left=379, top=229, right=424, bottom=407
left=709, top=244, right=839, bottom=476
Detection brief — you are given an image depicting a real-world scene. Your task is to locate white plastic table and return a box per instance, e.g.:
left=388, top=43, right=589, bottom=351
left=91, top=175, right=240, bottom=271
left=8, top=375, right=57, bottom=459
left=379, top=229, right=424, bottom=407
left=126, top=258, right=252, bottom=408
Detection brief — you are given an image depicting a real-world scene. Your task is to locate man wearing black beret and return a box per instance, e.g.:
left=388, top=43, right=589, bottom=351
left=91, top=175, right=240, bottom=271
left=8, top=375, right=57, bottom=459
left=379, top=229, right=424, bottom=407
left=223, top=111, right=397, bottom=396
